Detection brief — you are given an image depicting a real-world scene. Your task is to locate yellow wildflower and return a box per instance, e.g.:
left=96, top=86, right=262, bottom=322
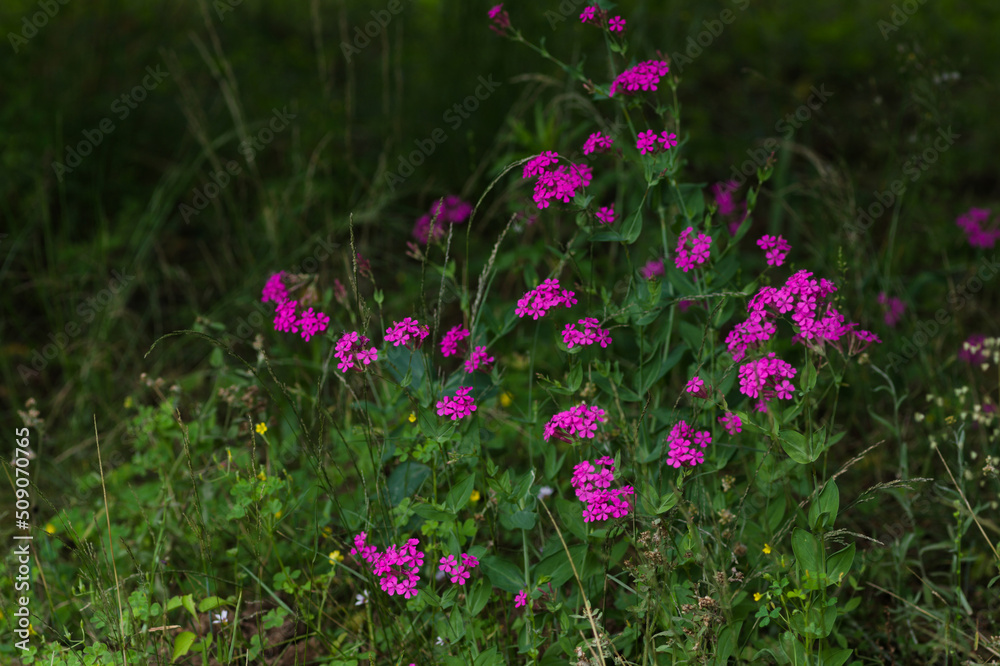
left=322, top=526, right=332, bottom=538
left=257, top=471, right=267, bottom=481
left=763, top=543, right=772, bottom=555
left=754, top=592, right=763, bottom=602
left=470, top=489, right=481, bottom=503
left=500, top=392, right=513, bottom=407
left=329, top=550, right=345, bottom=565
left=408, top=412, right=417, bottom=423
left=44, top=523, right=56, bottom=534
left=255, top=422, right=268, bottom=435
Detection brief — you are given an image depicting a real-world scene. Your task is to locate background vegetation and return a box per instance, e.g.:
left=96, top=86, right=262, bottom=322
left=2, top=0, right=998, bottom=664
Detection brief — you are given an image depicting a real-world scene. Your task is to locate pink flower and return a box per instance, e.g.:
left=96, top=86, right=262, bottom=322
left=658, top=131, right=678, bottom=150
left=609, top=15, right=626, bottom=31
left=674, top=227, right=712, bottom=272
left=274, top=300, right=300, bottom=334
left=640, top=258, right=665, bottom=279
left=609, top=60, right=670, bottom=97
left=515, top=278, right=576, bottom=320
left=685, top=376, right=707, bottom=398
left=522, top=153, right=592, bottom=210
left=385, top=317, right=430, bottom=349
left=636, top=130, right=658, bottom=155
left=596, top=205, right=615, bottom=224
left=958, top=334, right=988, bottom=364
left=351, top=535, right=424, bottom=599
left=464, top=346, right=495, bottom=373
left=514, top=589, right=528, bottom=608
left=582, top=131, right=614, bottom=155
left=334, top=331, right=379, bottom=372
left=756, top=234, right=792, bottom=267
left=579, top=6, right=596, bottom=23
left=544, top=404, right=606, bottom=441
left=665, top=420, right=712, bottom=468
left=436, top=386, right=477, bottom=420
left=441, top=325, right=471, bottom=357
left=718, top=412, right=742, bottom=435
left=488, top=4, right=511, bottom=35
left=261, top=271, right=289, bottom=305
left=439, top=552, right=479, bottom=586
left=571, top=457, right=634, bottom=522
left=562, top=317, right=612, bottom=349
left=877, top=292, right=906, bottom=328
left=298, top=307, right=330, bottom=342
left=956, top=207, right=1000, bottom=249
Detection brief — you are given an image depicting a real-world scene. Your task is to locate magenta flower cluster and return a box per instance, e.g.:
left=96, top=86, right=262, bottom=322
left=640, top=258, right=665, bottom=279
left=436, top=386, right=477, bottom=420
left=665, top=420, right=711, bottom=468
left=438, top=553, right=480, bottom=585
left=543, top=404, right=606, bottom=441
left=718, top=411, right=742, bottom=435
left=385, top=317, right=430, bottom=349
left=609, top=60, right=670, bottom=97
left=465, top=346, right=495, bottom=373
left=335, top=331, right=379, bottom=372
left=413, top=195, right=473, bottom=244
left=262, top=272, right=331, bottom=342
left=441, top=324, right=470, bottom=357
left=596, top=204, right=616, bottom=224
left=712, top=180, right=748, bottom=236
left=350, top=533, right=425, bottom=599
left=738, top=352, right=797, bottom=412
left=571, top=457, right=634, bottom=522
left=487, top=4, right=511, bottom=35
left=561, top=318, right=613, bottom=349
left=636, top=129, right=678, bottom=155
left=727, top=270, right=879, bottom=362
left=956, top=207, right=1000, bottom=249
left=582, top=131, right=614, bottom=155
left=877, top=292, right=906, bottom=328
left=757, top=234, right=792, bottom=267
left=515, top=278, right=577, bottom=320
left=579, top=6, right=626, bottom=31
left=674, top=226, right=712, bottom=272
left=522, top=151, right=593, bottom=210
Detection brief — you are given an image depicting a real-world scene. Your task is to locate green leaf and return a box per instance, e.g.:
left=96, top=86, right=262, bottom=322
left=474, top=646, right=502, bottom=666
left=819, top=647, right=853, bottom=666
left=809, top=480, right=840, bottom=531
left=801, top=356, right=817, bottom=392
left=387, top=462, right=431, bottom=505
left=620, top=210, right=643, bottom=244
left=826, top=543, right=855, bottom=586
left=468, top=578, right=491, bottom=616
left=711, top=621, right=742, bottom=666
left=535, top=544, right=588, bottom=589
left=779, top=429, right=820, bottom=464
left=791, top=528, right=824, bottom=579
left=504, top=509, right=537, bottom=530
left=566, top=363, right=583, bottom=393
left=413, top=503, right=454, bottom=522
left=446, top=475, right=476, bottom=512
left=197, top=596, right=225, bottom=612
left=481, top=555, right=524, bottom=593
left=180, top=594, right=197, bottom=623
left=172, top=632, right=197, bottom=663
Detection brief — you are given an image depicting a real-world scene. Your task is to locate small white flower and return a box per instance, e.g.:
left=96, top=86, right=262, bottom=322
left=537, top=486, right=554, bottom=500
left=436, top=636, right=445, bottom=646
left=355, top=590, right=369, bottom=606
left=212, top=610, right=229, bottom=625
